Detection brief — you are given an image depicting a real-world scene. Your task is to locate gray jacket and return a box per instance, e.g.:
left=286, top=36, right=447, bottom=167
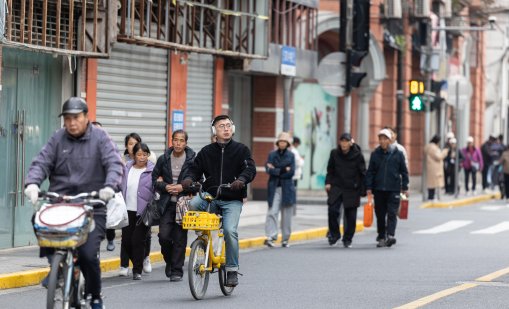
left=25, top=123, right=124, bottom=195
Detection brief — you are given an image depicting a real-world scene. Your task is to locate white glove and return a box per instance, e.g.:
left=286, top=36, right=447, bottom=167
left=24, top=184, right=40, bottom=205
left=99, top=187, right=115, bottom=201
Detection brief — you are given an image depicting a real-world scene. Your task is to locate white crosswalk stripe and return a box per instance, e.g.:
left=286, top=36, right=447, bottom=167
left=480, top=205, right=509, bottom=211
left=470, top=221, right=509, bottom=234
left=413, top=220, right=473, bottom=234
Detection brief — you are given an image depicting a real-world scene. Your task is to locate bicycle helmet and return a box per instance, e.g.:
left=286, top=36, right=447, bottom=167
left=59, top=97, right=88, bottom=117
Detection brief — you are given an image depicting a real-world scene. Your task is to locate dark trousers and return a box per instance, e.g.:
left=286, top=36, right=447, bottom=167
left=120, top=229, right=151, bottom=268
left=445, top=167, right=456, bottom=193
left=428, top=188, right=436, bottom=200
left=504, top=174, right=509, bottom=198
left=121, top=211, right=150, bottom=275
left=465, top=169, right=477, bottom=192
left=106, top=229, right=115, bottom=241
left=78, top=210, right=106, bottom=299
left=482, top=167, right=489, bottom=190
left=327, top=195, right=358, bottom=243
left=373, top=190, right=400, bottom=239
left=158, top=202, right=188, bottom=277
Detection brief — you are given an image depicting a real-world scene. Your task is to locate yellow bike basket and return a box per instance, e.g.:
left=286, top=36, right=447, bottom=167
left=182, top=211, right=220, bottom=230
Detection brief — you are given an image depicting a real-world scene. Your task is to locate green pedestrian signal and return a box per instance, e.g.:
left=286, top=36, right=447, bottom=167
left=408, top=80, right=425, bottom=112
left=409, top=94, right=424, bottom=111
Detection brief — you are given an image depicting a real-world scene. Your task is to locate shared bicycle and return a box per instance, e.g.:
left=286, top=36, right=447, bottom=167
left=34, top=191, right=105, bottom=309
left=182, top=183, right=234, bottom=300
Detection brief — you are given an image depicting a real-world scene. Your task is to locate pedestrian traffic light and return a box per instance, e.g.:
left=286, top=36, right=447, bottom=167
left=342, top=0, right=370, bottom=94
left=408, top=80, right=425, bottom=112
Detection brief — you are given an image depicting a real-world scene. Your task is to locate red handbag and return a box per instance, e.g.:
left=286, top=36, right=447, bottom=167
left=398, top=194, right=409, bottom=219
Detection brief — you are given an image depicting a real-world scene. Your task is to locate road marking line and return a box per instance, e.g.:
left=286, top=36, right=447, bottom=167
left=475, top=266, right=509, bottom=282
left=393, top=283, right=478, bottom=309
left=395, top=266, right=509, bottom=308
left=413, top=220, right=473, bottom=234
left=471, top=221, right=509, bottom=234
left=480, top=205, right=506, bottom=211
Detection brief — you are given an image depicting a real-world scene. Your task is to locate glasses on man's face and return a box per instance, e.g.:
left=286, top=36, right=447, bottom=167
left=217, top=123, right=232, bottom=130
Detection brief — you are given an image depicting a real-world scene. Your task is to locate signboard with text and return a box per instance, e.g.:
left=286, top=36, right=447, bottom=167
left=281, top=46, right=296, bottom=76
left=172, top=110, right=184, bottom=131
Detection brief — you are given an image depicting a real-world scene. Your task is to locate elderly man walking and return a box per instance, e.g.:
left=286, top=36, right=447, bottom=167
left=365, top=129, right=409, bottom=248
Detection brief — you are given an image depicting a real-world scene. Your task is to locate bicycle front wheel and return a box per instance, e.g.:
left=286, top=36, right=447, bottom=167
left=218, top=266, right=234, bottom=296
left=46, top=252, right=68, bottom=309
left=188, top=239, right=209, bottom=300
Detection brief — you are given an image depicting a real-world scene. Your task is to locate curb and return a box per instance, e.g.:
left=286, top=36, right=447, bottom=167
left=420, top=192, right=501, bottom=209
left=0, top=222, right=364, bottom=290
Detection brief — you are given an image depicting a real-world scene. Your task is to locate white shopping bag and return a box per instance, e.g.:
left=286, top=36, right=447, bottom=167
left=106, top=192, right=129, bottom=229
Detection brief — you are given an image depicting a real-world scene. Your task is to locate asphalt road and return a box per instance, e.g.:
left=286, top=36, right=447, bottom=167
left=2, top=197, right=509, bottom=308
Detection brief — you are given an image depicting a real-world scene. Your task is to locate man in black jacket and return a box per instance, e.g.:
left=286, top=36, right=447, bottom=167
left=182, top=115, right=256, bottom=287
left=152, top=130, right=196, bottom=282
left=325, top=133, right=366, bottom=248
left=365, top=129, right=409, bottom=248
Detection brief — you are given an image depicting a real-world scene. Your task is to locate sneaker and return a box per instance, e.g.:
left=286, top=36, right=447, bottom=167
left=264, top=238, right=275, bottom=248
left=165, top=264, right=172, bottom=278
left=328, top=237, right=339, bottom=246
left=343, top=241, right=352, bottom=248
left=133, top=273, right=142, bottom=280
left=119, top=267, right=129, bottom=277
left=226, top=271, right=238, bottom=287
left=281, top=241, right=290, bottom=248
left=376, top=239, right=387, bottom=248
left=106, top=240, right=115, bottom=251
left=91, top=298, right=104, bottom=309
left=169, top=275, right=183, bottom=282
left=386, top=236, right=397, bottom=247
left=143, top=257, right=152, bottom=273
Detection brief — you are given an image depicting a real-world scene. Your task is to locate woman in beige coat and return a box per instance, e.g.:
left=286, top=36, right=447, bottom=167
left=425, top=135, right=449, bottom=200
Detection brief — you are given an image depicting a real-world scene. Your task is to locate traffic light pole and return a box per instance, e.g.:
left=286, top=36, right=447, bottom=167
left=343, top=0, right=353, bottom=133
left=421, top=19, right=432, bottom=202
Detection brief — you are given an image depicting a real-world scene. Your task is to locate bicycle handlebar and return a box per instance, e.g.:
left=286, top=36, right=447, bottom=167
left=38, top=191, right=106, bottom=206
left=191, top=182, right=231, bottom=202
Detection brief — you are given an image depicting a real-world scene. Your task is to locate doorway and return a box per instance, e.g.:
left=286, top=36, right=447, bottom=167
left=0, top=48, right=63, bottom=248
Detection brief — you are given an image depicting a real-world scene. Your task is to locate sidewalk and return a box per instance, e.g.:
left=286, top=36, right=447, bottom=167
left=0, top=189, right=500, bottom=289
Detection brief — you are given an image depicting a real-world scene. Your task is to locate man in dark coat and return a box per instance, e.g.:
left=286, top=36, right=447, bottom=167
left=152, top=129, right=196, bottom=282
left=365, top=129, right=409, bottom=248
left=325, top=133, right=366, bottom=248
left=182, top=115, right=256, bottom=287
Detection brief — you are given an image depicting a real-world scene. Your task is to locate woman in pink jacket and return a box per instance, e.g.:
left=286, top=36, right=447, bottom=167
left=461, top=136, right=483, bottom=195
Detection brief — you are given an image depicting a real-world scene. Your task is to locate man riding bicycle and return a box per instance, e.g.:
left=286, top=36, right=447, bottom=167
left=182, top=115, right=256, bottom=287
left=24, top=97, right=124, bottom=309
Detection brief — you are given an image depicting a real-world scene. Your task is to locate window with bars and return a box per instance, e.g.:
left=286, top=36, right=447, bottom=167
left=270, top=0, right=318, bottom=51
left=3, top=0, right=111, bottom=57
left=117, top=0, right=270, bottom=58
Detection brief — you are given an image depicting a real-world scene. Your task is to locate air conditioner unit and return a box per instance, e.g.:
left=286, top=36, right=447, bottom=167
left=385, top=0, right=402, bottom=19
left=443, top=0, right=452, bottom=18
left=414, top=0, right=430, bottom=18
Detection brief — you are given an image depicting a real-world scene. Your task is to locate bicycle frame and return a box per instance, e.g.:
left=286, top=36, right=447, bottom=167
left=197, top=229, right=226, bottom=272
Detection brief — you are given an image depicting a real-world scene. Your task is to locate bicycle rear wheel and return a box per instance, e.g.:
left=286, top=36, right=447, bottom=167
left=188, top=239, right=209, bottom=300
left=218, top=266, right=234, bottom=296
left=46, top=252, right=68, bottom=309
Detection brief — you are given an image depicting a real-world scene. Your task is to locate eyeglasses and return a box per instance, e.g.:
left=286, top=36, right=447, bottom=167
left=217, top=123, right=232, bottom=130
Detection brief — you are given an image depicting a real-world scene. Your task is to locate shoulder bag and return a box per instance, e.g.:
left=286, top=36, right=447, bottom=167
left=137, top=191, right=161, bottom=227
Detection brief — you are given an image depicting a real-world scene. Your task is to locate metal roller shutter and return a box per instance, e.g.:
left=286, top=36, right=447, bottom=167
left=186, top=53, right=214, bottom=152
left=96, top=43, right=168, bottom=156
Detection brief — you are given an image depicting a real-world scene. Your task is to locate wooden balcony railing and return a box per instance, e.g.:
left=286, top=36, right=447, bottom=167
left=117, top=0, right=270, bottom=59
left=271, top=0, right=318, bottom=51
left=2, top=0, right=113, bottom=57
